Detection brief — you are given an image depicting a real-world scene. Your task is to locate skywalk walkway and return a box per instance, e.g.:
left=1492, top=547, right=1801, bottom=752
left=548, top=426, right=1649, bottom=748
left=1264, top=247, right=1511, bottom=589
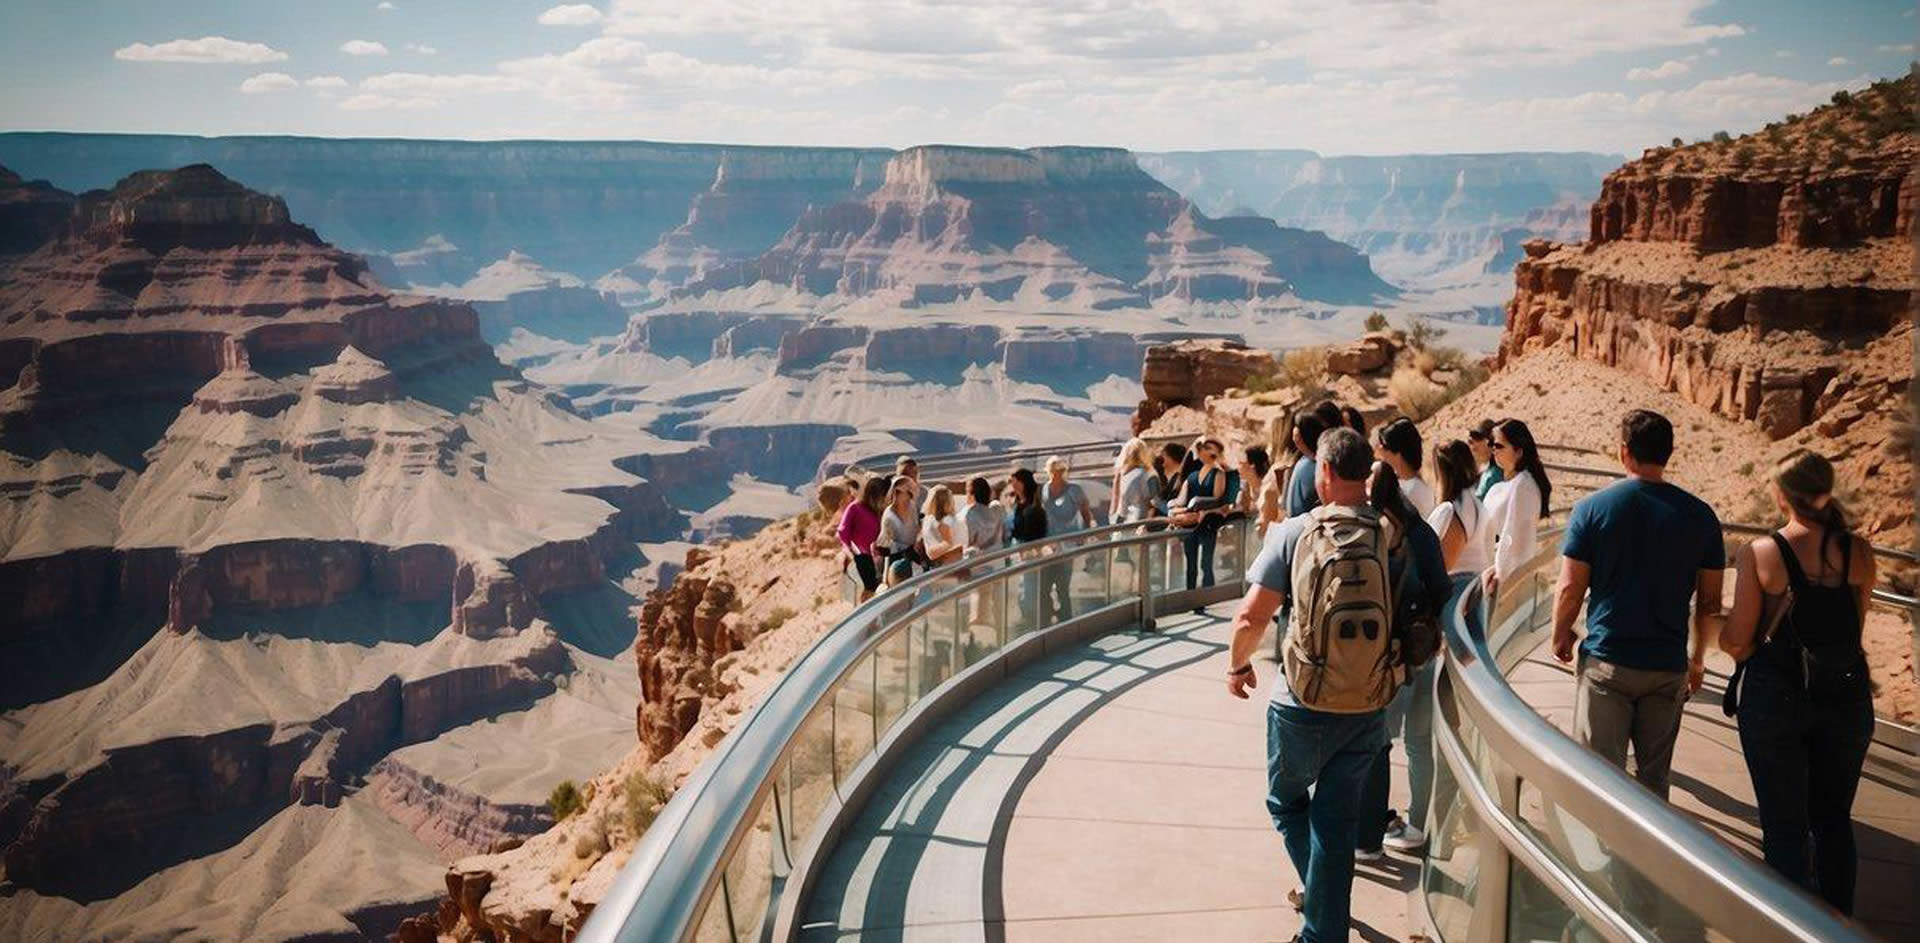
left=581, top=440, right=1918, bottom=943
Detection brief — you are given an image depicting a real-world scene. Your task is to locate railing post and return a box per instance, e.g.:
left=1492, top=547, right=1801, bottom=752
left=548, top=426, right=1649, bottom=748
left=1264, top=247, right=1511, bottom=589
left=1137, top=533, right=1157, bottom=632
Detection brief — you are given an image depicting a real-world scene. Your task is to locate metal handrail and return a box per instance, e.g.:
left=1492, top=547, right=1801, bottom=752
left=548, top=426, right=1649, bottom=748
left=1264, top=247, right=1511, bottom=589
left=1430, top=547, right=1870, bottom=942
left=578, top=513, right=1228, bottom=943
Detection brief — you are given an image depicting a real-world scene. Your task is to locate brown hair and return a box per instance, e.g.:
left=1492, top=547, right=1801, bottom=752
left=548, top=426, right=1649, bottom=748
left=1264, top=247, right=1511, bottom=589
left=1774, top=449, right=1850, bottom=565
left=1430, top=439, right=1477, bottom=506
left=860, top=475, right=891, bottom=512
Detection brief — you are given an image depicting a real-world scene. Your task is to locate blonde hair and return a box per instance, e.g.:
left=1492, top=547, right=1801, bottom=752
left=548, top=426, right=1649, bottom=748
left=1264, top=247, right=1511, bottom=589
left=1045, top=454, right=1069, bottom=475
left=923, top=484, right=954, bottom=520
left=1117, top=437, right=1151, bottom=473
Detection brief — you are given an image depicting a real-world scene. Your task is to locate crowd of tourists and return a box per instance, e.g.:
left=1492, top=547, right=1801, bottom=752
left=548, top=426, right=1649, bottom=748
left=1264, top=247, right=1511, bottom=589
left=831, top=399, right=1881, bottom=942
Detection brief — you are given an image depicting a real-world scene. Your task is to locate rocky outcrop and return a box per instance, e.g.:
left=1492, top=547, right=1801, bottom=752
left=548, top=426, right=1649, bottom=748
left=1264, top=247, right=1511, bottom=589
left=635, top=560, right=742, bottom=758
left=1139, top=338, right=1274, bottom=408
left=1501, top=76, right=1917, bottom=441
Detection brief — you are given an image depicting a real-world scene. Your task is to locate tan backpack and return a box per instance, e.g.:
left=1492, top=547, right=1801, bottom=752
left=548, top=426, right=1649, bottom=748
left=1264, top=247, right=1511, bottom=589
left=1282, top=503, right=1400, bottom=713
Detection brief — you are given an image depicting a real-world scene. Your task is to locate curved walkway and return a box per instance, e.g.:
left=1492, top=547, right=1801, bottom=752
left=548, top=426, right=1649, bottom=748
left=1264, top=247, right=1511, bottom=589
left=797, top=612, right=1416, bottom=943
left=798, top=616, right=1916, bottom=943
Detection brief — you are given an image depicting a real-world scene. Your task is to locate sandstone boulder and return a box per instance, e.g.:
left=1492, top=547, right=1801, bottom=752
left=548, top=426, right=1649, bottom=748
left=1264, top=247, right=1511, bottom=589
left=1326, top=332, right=1401, bottom=375
left=1139, top=338, right=1275, bottom=406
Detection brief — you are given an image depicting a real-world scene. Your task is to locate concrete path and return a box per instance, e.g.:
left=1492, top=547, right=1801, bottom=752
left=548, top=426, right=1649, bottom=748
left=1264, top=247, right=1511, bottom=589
left=798, top=612, right=1418, bottom=943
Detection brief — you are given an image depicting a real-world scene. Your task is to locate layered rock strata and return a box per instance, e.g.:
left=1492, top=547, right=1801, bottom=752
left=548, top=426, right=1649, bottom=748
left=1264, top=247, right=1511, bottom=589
left=1501, top=76, right=1917, bottom=442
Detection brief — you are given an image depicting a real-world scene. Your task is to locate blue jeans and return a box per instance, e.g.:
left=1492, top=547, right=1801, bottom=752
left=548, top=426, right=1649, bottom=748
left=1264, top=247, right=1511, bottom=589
left=1183, top=518, right=1219, bottom=589
left=1737, top=663, right=1874, bottom=913
left=1267, top=701, right=1387, bottom=943
left=1359, top=659, right=1439, bottom=850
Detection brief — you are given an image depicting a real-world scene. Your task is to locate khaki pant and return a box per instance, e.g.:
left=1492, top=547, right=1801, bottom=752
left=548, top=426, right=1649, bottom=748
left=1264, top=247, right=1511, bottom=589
left=1574, top=654, right=1689, bottom=800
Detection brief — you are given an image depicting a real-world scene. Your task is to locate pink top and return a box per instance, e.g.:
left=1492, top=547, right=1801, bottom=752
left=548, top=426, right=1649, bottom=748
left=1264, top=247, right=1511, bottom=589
left=837, top=502, right=880, bottom=555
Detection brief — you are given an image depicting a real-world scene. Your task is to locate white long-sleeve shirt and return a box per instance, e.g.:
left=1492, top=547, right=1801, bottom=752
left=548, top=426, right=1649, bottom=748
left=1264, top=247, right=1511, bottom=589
left=1485, top=470, right=1544, bottom=582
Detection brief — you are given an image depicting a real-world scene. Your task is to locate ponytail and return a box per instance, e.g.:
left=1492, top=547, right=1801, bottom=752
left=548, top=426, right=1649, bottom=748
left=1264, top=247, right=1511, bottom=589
left=1774, top=449, right=1850, bottom=568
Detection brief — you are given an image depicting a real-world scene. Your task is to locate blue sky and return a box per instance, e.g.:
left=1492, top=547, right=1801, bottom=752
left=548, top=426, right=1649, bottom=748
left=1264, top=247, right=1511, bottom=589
left=0, top=1, right=1911, bottom=154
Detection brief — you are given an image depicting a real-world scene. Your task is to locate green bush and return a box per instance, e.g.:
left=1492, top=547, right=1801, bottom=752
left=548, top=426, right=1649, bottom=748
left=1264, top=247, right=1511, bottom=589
left=1363, top=311, right=1390, bottom=333
left=1711, top=130, right=1733, bottom=144
left=1403, top=316, right=1448, bottom=351
left=549, top=780, right=586, bottom=821
left=764, top=605, right=798, bottom=632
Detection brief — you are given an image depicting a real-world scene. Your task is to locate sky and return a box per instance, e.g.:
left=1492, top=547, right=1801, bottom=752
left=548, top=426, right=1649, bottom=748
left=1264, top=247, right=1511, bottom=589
left=0, top=0, right=1912, bottom=155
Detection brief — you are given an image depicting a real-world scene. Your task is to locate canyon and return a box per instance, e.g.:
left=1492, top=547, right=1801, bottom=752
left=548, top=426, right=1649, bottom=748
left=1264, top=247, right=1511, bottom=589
left=0, top=164, right=677, bottom=940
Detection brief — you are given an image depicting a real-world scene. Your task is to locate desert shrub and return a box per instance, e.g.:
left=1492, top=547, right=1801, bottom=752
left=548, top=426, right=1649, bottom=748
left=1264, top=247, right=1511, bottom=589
left=1363, top=311, right=1390, bottom=333
left=1831, top=89, right=1852, bottom=107
left=1279, top=346, right=1331, bottom=391
left=764, top=605, right=798, bottom=632
left=573, top=814, right=610, bottom=859
left=1403, top=316, right=1447, bottom=351
left=624, top=772, right=670, bottom=837
left=1389, top=368, right=1447, bottom=421
left=1670, top=136, right=1684, bottom=148
left=1711, top=130, right=1733, bottom=144
left=549, top=780, right=585, bottom=821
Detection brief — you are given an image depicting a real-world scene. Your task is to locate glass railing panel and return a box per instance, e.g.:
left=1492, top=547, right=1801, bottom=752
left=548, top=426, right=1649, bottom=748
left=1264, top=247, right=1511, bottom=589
left=1075, top=537, right=1111, bottom=612
left=786, top=707, right=837, bottom=856
left=957, top=578, right=1006, bottom=667
left=908, top=610, right=956, bottom=698
left=1010, top=556, right=1043, bottom=637
left=831, top=658, right=876, bottom=787
left=1215, top=519, right=1245, bottom=583
left=872, top=627, right=909, bottom=739
left=1512, top=778, right=1719, bottom=942
left=1159, top=533, right=1189, bottom=594
left=1108, top=539, right=1137, bottom=602
left=1506, top=858, right=1599, bottom=943
left=1423, top=756, right=1484, bottom=943
left=725, top=794, right=777, bottom=942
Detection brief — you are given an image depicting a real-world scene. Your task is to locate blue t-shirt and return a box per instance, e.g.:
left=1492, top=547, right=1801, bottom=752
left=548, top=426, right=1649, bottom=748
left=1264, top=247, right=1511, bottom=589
left=1562, top=478, right=1725, bottom=672
left=1285, top=457, right=1318, bottom=517
left=1251, top=507, right=1450, bottom=706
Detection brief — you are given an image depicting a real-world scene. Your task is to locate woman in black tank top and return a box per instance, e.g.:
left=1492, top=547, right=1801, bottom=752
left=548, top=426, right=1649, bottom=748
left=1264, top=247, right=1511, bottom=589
left=1719, top=450, right=1878, bottom=913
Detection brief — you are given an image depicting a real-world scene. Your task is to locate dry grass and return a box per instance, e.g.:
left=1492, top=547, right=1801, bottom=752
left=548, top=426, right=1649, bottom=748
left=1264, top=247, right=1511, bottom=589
left=1392, top=361, right=1492, bottom=421
left=548, top=780, right=585, bottom=822
left=624, top=772, right=670, bottom=837
left=1279, top=346, right=1331, bottom=392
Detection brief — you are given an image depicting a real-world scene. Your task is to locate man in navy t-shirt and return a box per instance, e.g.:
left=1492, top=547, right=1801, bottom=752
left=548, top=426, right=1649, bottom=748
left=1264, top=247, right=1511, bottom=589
left=1553, top=409, right=1724, bottom=799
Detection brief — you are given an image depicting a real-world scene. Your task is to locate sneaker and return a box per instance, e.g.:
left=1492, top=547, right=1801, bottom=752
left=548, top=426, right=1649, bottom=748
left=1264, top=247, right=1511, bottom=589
left=1287, top=887, right=1303, bottom=911
left=1355, top=846, right=1384, bottom=862
left=1383, top=821, right=1428, bottom=852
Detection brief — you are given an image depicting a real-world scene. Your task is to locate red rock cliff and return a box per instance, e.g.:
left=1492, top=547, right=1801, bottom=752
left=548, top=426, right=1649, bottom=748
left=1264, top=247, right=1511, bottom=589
left=1501, top=76, right=1917, bottom=441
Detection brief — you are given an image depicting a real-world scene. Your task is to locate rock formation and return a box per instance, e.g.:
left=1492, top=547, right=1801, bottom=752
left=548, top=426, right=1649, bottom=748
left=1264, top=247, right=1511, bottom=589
left=1501, top=76, right=1915, bottom=442
left=683, top=145, right=1391, bottom=307
left=0, top=164, right=678, bottom=939
left=1138, top=150, right=1617, bottom=294
left=1139, top=338, right=1276, bottom=410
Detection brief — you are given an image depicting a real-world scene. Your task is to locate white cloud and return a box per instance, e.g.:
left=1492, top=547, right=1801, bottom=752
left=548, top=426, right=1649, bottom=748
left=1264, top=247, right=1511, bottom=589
left=497, top=37, right=866, bottom=109
left=1828, top=56, right=1851, bottom=66
left=239, top=72, right=299, bottom=94
left=306, top=75, right=349, bottom=88
left=1775, top=50, right=1794, bottom=58
left=1879, top=43, right=1917, bottom=54
left=406, top=43, right=439, bottom=55
left=377, top=1, right=397, bottom=9
left=1627, top=59, right=1691, bottom=81
left=340, top=93, right=435, bottom=111
left=114, top=36, right=287, bottom=64
left=343, top=70, right=526, bottom=109
left=538, top=4, right=604, bottom=26
left=341, top=40, right=390, bottom=56
left=1705, top=47, right=1719, bottom=56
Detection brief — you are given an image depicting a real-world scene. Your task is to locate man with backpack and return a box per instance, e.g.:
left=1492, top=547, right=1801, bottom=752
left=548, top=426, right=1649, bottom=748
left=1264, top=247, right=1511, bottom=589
left=1225, top=427, right=1447, bottom=943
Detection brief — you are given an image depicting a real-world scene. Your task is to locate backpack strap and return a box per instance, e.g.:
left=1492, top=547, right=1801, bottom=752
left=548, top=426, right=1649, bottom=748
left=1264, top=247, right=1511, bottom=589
left=1769, top=532, right=1810, bottom=594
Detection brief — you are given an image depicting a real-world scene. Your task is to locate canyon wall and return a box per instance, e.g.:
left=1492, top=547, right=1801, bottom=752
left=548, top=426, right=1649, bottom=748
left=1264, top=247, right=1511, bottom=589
left=1500, top=76, right=1916, bottom=443
left=0, top=163, right=681, bottom=937
left=1139, top=149, right=1617, bottom=295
